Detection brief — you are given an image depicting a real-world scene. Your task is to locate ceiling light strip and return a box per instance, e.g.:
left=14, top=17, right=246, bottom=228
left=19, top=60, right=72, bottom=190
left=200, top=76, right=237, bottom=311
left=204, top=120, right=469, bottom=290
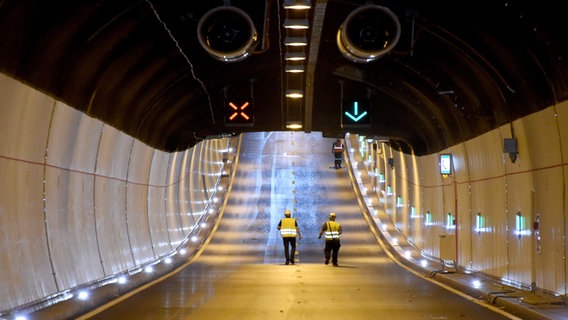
left=284, top=36, right=308, bottom=46
left=303, top=0, right=327, bottom=132
left=285, top=51, right=306, bottom=61
left=285, top=65, right=305, bottom=73
left=283, top=0, right=312, bottom=10
left=284, top=19, right=310, bottom=29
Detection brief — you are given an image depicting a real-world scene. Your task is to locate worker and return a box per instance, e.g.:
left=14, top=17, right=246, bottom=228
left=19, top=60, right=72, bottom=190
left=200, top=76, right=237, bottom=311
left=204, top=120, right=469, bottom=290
left=277, top=209, right=302, bottom=265
left=318, top=212, right=343, bottom=266
left=332, top=139, right=344, bottom=169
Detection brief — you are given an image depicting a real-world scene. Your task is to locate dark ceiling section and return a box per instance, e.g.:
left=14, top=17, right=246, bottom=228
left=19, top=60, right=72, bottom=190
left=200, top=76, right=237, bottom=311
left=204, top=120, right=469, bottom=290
left=312, top=1, right=568, bottom=154
left=0, top=1, right=566, bottom=155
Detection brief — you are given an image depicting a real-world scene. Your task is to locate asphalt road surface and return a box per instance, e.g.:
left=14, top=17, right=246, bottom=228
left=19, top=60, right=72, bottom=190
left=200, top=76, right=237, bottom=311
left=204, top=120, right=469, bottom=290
left=84, top=131, right=515, bottom=320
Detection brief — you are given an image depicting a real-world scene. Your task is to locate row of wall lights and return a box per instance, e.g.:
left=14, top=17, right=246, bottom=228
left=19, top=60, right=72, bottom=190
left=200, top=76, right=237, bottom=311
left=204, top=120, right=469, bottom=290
left=348, top=145, right=430, bottom=269
left=11, top=202, right=223, bottom=320
left=351, top=136, right=528, bottom=292
left=9, top=149, right=235, bottom=320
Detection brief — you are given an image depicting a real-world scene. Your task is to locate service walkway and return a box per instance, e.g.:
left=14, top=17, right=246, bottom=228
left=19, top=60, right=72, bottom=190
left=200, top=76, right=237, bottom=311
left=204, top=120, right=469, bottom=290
left=74, top=131, right=536, bottom=320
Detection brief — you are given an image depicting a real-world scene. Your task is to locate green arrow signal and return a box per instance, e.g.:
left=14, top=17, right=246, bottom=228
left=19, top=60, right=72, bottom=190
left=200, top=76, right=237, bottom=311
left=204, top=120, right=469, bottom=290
left=344, top=101, right=368, bottom=122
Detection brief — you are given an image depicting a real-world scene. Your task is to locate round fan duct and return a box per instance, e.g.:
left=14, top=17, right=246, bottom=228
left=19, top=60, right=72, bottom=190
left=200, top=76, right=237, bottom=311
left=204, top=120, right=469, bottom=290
left=337, top=5, right=401, bottom=63
left=197, top=6, right=258, bottom=63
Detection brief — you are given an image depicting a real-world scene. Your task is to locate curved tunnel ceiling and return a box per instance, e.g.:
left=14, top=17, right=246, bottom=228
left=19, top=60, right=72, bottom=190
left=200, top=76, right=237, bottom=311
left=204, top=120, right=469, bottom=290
left=0, top=0, right=566, bottom=155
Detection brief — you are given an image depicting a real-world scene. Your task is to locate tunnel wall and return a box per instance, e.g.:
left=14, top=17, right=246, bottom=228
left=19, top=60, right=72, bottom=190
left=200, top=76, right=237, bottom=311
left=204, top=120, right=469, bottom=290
left=352, top=101, right=568, bottom=296
left=3, top=65, right=567, bottom=311
left=0, top=74, right=235, bottom=313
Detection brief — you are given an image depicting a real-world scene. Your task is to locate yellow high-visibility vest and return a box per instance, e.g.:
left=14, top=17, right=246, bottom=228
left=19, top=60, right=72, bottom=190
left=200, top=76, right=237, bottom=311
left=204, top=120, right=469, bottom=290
left=324, top=221, right=341, bottom=240
left=280, top=218, right=297, bottom=238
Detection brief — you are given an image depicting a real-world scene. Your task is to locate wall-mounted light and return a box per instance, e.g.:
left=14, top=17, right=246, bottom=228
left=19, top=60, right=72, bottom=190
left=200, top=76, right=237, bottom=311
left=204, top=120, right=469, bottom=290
left=396, top=196, right=403, bottom=207
left=285, top=89, right=304, bottom=98
left=425, top=210, right=433, bottom=226
left=283, top=0, right=312, bottom=10
left=535, top=213, right=541, bottom=254
left=117, top=275, right=127, bottom=284
left=77, top=290, right=89, bottom=301
left=475, top=212, right=484, bottom=233
left=446, top=212, right=455, bottom=230
left=515, top=211, right=528, bottom=238
left=410, top=206, right=419, bottom=218
left=284, top=19, right=309, bottom=29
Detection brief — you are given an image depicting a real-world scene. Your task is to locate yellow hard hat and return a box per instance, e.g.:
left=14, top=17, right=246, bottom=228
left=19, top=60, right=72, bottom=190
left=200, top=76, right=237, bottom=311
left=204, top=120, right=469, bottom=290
left=329, top=212, right=336, bottom=217
left=284, top=209, right=291, bottom=216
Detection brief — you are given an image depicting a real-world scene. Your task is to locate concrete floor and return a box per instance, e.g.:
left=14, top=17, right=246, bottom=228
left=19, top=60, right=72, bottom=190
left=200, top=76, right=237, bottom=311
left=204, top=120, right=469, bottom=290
left=82, top=132, right=516, bottom=320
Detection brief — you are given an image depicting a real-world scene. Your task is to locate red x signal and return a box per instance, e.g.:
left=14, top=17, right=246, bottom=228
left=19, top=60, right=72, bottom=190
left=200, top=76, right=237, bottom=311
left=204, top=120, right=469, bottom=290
left=225, top=99, right=254, bottom=126
left=228, top=101, right=250, bottom=120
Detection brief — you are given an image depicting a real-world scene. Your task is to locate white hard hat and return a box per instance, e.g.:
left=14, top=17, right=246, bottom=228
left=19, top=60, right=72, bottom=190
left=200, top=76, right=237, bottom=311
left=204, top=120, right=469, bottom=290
left=284, top=210, right=291, bottom=216
left=329, top=212, right=336, bottom=217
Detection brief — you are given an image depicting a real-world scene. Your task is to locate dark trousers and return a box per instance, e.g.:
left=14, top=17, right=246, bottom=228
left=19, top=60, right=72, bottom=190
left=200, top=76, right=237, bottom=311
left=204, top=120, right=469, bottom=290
left=324, top=239, right=341, bottom=264
left=282, top=237, right=297, bottom=262
left=334, top=152, right=342, bottom=168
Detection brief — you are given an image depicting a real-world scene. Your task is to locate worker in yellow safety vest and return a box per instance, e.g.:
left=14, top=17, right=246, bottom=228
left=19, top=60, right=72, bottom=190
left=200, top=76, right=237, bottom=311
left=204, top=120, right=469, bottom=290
left=277, top=209, right=302, bottom=265
left=332, top=139, right=344, bottom=169
left=318, top=212, right=343, bottom=266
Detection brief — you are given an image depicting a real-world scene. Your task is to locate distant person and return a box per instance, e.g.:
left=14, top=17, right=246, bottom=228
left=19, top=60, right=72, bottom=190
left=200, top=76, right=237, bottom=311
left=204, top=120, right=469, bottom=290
left=318, top=212, right=343, bottom=266
left=332, top=139, right=344, bottom=169
left=277, top=209, right=302, bottom=265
